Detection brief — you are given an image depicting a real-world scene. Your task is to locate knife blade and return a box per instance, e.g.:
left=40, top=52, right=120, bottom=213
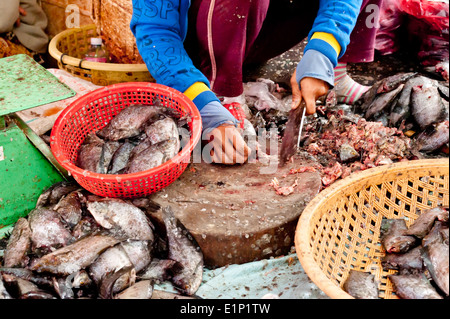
left=279, top=102, right=307, bottom=166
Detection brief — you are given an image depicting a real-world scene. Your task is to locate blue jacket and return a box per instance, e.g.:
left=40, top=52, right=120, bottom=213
left=130, top=0, right=363, bottom=111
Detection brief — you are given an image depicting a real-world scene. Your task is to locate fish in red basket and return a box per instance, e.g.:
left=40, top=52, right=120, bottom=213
left=77, top=100, right=183, bottom=175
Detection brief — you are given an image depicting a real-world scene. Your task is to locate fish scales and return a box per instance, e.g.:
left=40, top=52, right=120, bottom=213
left=86, top=198, right=154, bottom=241
left=53, top=191, right=83, bottom=228
left=411, top=84, right=447, bottom=130
left=422, top=222, right=449, bottom=296
left=380, top=219, right=417, bottom=253
left=3, top=218, right=32, bottom=268
left=389, top=274, right=443, bottom=299
left=162, top=206, right=203, bottom=296
left=89, top=244, right=135, bottom=293
left=343, top=270, right=379, bottom=299
left=96, top=105, right=164, bottom=141
left=29, top=235, right=120, bottom=275
left=28, top=207, right=74, bottom=252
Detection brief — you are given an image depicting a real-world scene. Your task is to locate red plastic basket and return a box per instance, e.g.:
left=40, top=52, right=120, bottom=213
left=223, top=102, right=246, bottom=129
left=50, top=82, right=202, bottom=199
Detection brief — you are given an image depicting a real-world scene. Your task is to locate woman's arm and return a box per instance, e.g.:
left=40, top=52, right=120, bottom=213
left=304, top=0, right=364, bottom=66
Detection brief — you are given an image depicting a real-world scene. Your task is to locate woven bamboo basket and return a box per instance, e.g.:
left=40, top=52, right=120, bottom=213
left=48, top=24, right=153, bottom=86
left=295, top=158, right=449, bottom=299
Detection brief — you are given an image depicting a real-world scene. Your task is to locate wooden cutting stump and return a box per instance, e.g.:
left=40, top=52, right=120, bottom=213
left=149, top=154, right=322, bottom=268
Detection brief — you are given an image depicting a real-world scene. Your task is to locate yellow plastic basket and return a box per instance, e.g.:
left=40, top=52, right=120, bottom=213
left=48, top=24, right=153, bottom=86
left=295, top=158, right=449, bottom=299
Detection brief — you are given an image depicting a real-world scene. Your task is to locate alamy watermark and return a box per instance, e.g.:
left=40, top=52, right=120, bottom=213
left=366, top=4, right=381, bottom=29
left=65, top=4, right=80, bottom=28
left=177, top=126, right=280, bottom=175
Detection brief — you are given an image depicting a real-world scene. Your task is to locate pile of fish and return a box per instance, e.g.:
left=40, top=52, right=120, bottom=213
left=77, top=100, right=187, bottom=175
left=296, top=106, right=413, bottom=187
left=344, top=206, right=449, bottom=299
left=0, top=181, right=204, bottom=299
left=357, top=72, right=449, bottom=153
left=276, top=72, right=449, bottom=189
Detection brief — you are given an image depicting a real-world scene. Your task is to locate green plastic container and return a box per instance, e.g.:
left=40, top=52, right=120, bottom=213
left=0, top=54, right=75, bottom=238
left=0, top=122, right=65, bottom=238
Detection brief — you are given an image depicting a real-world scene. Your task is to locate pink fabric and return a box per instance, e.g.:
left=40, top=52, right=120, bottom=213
left=185, top=0, right=382, bottom=97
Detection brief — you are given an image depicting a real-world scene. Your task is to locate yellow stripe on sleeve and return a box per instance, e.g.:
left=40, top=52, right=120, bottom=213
left=183, top=82, right=210, bottom=101
left=310, top=32, right=341, bottom=56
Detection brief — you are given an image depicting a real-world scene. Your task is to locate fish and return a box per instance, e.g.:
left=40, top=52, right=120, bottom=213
left=107, top=141, right=136, bottom=174
left=411, top=84, right=447, bottom=129
left=162, top=206, right=204, bottom=296
left=125, top=138, right=180, bottom=174
left=76, top=133, right=105, bottom=173
left=365, top=84, right=404, bottom=120
left=413, top=120, right=449, bottom=153
left=2, top=218, right=31, bottom=268
left=159, top=137, right=181, bottom=161
left=435, top=61, right=449, bottom=81
left=144, top=117, right=179, bottom=145
left=376, top=72, right=417, bottom=94
left=0, top=268, right=53, bottom=287
left=88, top=240, right=150, bottom=288
left=71, top=215, right=102, bottom=240
left=389, top=76, right=431, bottom=127
left=405, top=206, right=449, bottom=238
left=441, top=227, right=449, bottom=245
left=98, top=141, right=121, bottom=174
left=0, top=278, right=12, bottom=299
left=138, top=258, right=181, bottom=283
left=36, top=181, right=80, bottom=208
left=115, top=280, right=153, bottom=299
left=98, top=266, right=135, bottom=299
left=27, top=207, right=74, bottom=253
left=96, top=104, right=163, bottom=141
left=121, top=240, right=152, bottom=273
left=389, top=274, right=443, bottom=299
left=359, top=73, right=416, bottom=112
left=342, top=270, right=379, bottom=299
left=125, top=143, right=166, bottom=174
left=360, top=81, right=384, bottom=113
left=89, top=244, right=135, bottom=293
left=1, top=274, right=56, bottom=299
left=70, top=270, right=93, bottom=290
left=86, top=198, right=154, bottom=241
left=381, top=246, right=424, bottom=272
left=422, top=222, right=449, bottom=296
left=380, top=219, right=417, bottom=254
left=423, top=221, right=448, bottom=247
left=53, top=191, right=83, bottom=228
left=29, top=235, right=120, bottom=275
left=52, top=277, right=74, bottom=299
left=436, top=81, right=449, bottom=101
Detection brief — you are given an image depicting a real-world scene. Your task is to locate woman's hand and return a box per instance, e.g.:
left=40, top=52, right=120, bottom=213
left=290, top=70, right=329, bottom=115
left=205, top=124, right=250, bottom=165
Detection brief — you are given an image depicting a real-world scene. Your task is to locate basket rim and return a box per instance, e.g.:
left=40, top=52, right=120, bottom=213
left=48, top=24, right=149, bottom=72
left=294, top=158, right=450, bottom=299
left=50, top=82, right=202, bottom=182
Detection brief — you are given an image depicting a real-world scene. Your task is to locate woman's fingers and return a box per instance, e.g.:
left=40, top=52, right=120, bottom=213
left=290, top=70, right=302, bottom=110
left=207, top=124, right=250, bottom=165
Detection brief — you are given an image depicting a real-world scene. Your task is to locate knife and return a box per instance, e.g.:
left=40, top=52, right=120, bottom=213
left=279, top=102, right=307, bottom=166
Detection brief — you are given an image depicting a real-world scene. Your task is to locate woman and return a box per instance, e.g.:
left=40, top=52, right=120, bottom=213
left=131, top=0, right=381, bottom=164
